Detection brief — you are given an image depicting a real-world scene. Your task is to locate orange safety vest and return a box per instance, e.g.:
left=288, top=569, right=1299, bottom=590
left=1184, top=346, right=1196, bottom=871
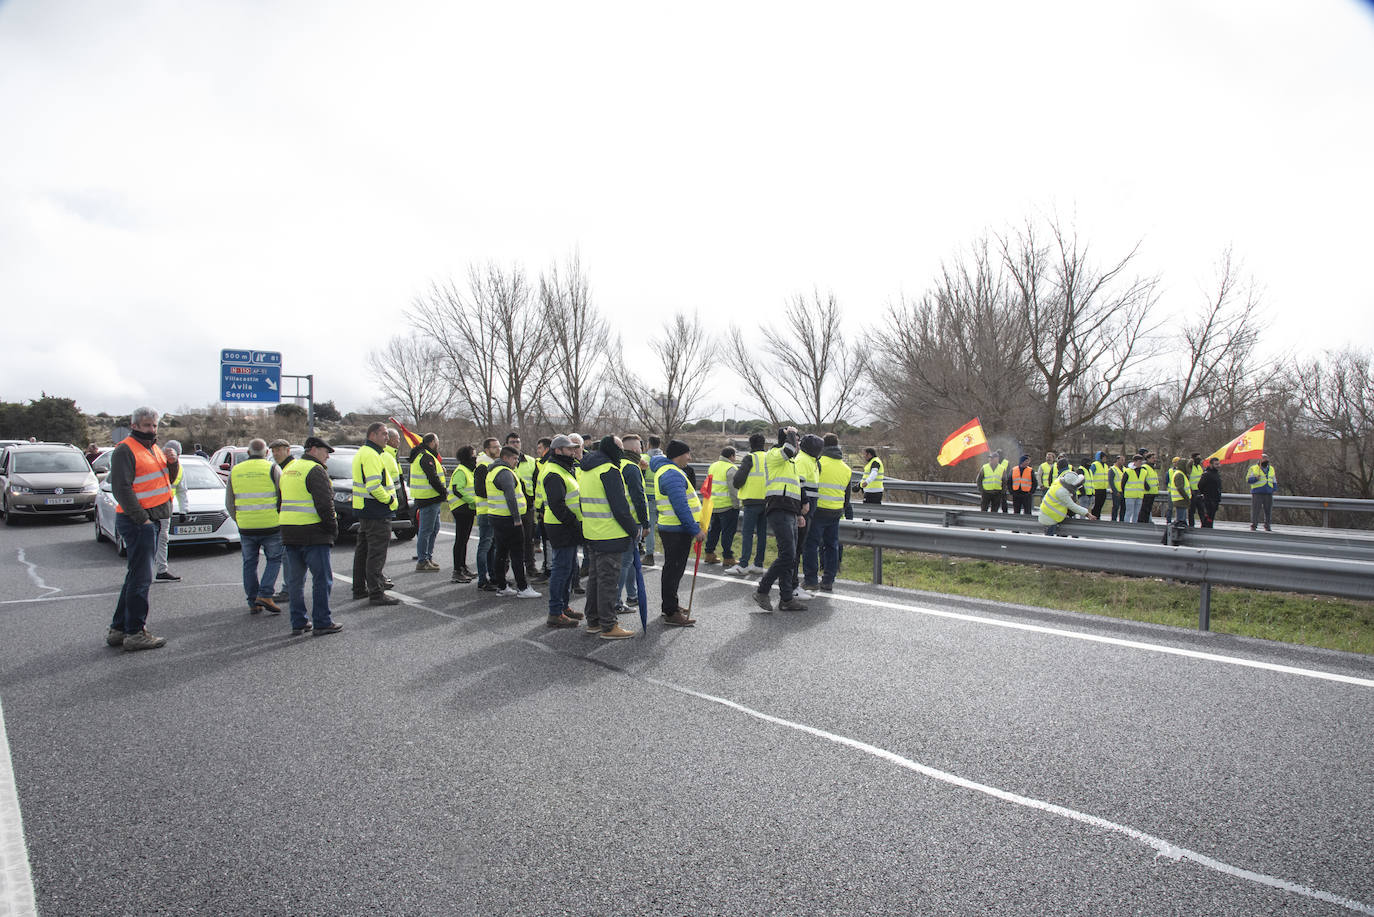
left=1010, top=464, right=1033, bottom=492
left=114, top=436, right=171, bottom=513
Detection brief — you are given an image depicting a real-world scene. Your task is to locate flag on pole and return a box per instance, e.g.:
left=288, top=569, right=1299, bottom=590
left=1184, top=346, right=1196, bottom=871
left=389, top=417, right=439, bottom=460
left=693, top=475, right=714, bottom=558
left=1206, top=422, right=1265, bottom=465
left=936, top=417, right=990, bottom=466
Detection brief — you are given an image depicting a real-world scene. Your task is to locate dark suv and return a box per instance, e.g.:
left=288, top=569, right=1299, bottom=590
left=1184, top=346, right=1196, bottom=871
left=325, top=448, right=416, bottom=540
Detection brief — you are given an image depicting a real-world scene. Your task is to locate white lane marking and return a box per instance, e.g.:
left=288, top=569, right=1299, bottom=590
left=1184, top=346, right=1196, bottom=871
left=333, top=574, right=458, bottom=620
left=0, top=582, right=242, bottom=607
left=693, top=570, right=1374, bottom=689
left=0, top=697, right=38, bottom=917
left=633, top=670, right=1374, bottom=916
left=13, top=550, right=58, bottom=599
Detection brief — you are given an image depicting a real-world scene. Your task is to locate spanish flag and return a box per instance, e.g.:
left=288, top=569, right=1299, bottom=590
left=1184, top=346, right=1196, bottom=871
left=936, top=417, right=989, bottom=466
left=693, top=475, right=714, bottom=559
left=1206, top=422, right=1265, bottom=466
left=389, top=417, right=439, bottom=460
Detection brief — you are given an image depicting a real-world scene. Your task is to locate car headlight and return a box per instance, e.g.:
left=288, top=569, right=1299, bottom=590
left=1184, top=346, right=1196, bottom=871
left=81, top=483, right=99, bottom=494
left=333, top=491, right=351, bottom=503
left=9, top=485, right=31, bottom=495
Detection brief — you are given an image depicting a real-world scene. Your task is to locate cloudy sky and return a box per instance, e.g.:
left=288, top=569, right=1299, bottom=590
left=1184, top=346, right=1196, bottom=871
left=2, top=0, right=1371, bottom=421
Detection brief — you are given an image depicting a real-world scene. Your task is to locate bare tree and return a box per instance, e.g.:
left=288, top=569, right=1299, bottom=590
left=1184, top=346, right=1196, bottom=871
left=615, top=311, right=716, bottom=440
left=367, top=333, right=455, bottom=426
left=1295, top=348, right=1374, bottom=498
left=725, top=291, right=868, bottom=429
left=409, top=262, right=547, bottom=434
left=998, top=216, right=1161, bottom=452
left=539, top=253, right=611, bottom=430
left=1152, top=248, right=1277, bottom=455
left=872, top=239, right=1035, bottom=442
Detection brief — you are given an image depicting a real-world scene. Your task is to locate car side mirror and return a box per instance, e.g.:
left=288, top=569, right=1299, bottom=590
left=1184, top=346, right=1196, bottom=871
left=220, top=463, right=231, bottom=471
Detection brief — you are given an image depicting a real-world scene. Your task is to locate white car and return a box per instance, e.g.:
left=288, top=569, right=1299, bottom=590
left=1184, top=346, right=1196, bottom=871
left=94, top=455, right=239, bottom=554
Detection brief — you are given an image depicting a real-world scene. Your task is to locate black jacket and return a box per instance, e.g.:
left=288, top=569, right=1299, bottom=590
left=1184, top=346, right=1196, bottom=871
left=1199, top=467, right=1223, bottom=504
left=579, top=437, right=637, bottom=552
left=541, top=453, right=583, bottom=548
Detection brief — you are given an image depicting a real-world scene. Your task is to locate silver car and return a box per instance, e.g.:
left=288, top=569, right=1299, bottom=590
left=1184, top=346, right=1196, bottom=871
left=94, top=455, right=239, bottom=553
left=0, top=443, right=100, bottom=523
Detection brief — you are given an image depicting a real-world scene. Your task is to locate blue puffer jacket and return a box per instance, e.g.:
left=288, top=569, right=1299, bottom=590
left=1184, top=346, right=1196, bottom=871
left=649, top=454, right=700, bottom=535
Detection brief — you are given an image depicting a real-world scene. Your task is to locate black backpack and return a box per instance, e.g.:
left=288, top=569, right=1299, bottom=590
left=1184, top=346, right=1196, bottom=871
left=473, top=464, right=490, bottom=499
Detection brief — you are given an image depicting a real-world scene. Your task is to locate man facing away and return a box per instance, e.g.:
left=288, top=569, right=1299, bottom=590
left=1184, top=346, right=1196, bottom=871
left=577, top=436, right=638, bottom=639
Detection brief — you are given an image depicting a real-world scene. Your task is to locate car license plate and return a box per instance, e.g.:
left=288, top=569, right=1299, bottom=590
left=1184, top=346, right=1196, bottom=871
left=45, top=497, right=75, bottom=505
left=173, top=524, right=213, bottom=535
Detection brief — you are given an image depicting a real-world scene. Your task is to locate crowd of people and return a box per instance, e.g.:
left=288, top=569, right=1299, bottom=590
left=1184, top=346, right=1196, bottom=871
left=101, top=409, right=888, bottom=649
left=971, top=448, right=1279, bottom=534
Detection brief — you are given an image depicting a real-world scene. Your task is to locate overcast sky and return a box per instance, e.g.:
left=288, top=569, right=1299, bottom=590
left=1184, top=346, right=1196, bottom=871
left=2, top=0, right=1371, bottom=422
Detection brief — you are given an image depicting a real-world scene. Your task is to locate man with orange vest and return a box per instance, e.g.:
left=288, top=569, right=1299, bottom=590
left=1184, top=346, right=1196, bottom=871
left=105, top=406, right=173, bottom=651
left=1009, top=454, right=1035, bottom=515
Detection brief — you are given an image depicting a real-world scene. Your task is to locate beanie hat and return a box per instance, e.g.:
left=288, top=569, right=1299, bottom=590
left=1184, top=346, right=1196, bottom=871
left=799, top=434, right=823, bottom=457
left=666, top=439, right=691, bottom=460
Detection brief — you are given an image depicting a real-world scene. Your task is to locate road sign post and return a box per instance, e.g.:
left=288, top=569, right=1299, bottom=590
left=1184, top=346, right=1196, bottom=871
left=220, top=349, right=282, bottom=404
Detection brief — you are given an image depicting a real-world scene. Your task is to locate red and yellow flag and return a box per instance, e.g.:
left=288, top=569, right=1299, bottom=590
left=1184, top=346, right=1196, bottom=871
left=1206, top=422, right=1265, bottom=466
left=937, top=417, right=989, bottom=466
left=693, top=475, right=714, bottom=558
left=389, top=417, right=440, bottom=460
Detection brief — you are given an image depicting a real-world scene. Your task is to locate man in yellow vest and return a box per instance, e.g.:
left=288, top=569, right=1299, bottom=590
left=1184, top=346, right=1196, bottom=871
left=1187, top=451, right=1204, bottom=526
left=1036, top=452, right=1058, bottom=495
left=1037, top=459, right=1097, bottom=535
left=753, top=427, right=808, bottom=612
left=447, top=445, right=479, bottom=583
left=227, top=438, right=285, bottom=614
left=539, top=435, right=583, bottom=628
left=106, top=405, right=172, bottom=651
left=280, top=436, right=343, bottom=636
left=976, top=450, right=1008, bottom=513
left=1087, top=451, right=1110, bottom=518
left=802, top=433, right=853, bottom=592
left=505, top=432, right=541, bottom=583
left=486, top=445, right=540, bottom=599
left=856, top=446, right=884, bottom=521
left=726, top=432, right=769, bottom=575
left=472, top=436, right=501, bottom=590
left=577, top=435, right=638, bottom=638
left=409, top=432, right=447, bottom=572
left=1168, top=457, right=1193, bottom=528
left=703, top=447, right=739, bottom=567
left=650, top=440, right=703, bottom=627
left=1247, top=452, right=1277, bottom=531
left=351, top=422, right=400, bottom=605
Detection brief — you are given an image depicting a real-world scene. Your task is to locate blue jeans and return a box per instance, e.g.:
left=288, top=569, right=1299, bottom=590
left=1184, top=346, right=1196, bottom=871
left=738, top=504, right=766, bottom=567
left=240, top=531, right=284, bottom=607
left=1124, top=498, right=1142, bottom=523
left=705, top=508, right=739, bottom=558
left=284, top=543, right=334, bottom=628
left=618, top=547, right=639, bottom=604
left=111, top=514, right=157, bottom=634
left=416, top=503, right=441, bottom=563
left=802, top=514, right=840, bottom=586
left=757, top=511, right=798, bottom=601
left=547, top=544, right=577, bottom=617
left=476, top=515, right=493, bottom=584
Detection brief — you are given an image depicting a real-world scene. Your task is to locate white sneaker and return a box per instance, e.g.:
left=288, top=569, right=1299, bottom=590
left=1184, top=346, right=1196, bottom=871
left=748, top=564, right=767, bottom=574
left=724, top=565, right=745, bottom=576
left=497, top=587, right=519, bottom=597
left=793, top=588, right=813, bottom=600
left=516, top=586, right=541, bottom=598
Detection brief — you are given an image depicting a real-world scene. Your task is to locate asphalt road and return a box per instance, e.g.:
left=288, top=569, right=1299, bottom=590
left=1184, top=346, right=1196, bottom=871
left=1, top=516, right=1372, bottom=916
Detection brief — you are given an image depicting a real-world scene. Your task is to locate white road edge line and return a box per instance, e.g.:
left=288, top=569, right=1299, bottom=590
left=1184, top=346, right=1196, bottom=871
left=351, top=575, right=1374, bottom=913
left=640, top=668, right=1374, bottom=916
left=0, top=697, right=38, bottom=917
left=693, top=570, right=1374, bottom=689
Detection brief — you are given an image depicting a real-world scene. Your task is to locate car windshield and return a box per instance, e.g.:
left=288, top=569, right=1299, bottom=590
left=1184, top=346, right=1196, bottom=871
left=180, top=463, right=223, bottom=489
left=92, top=451, right=112, bottom=471
left=13, top=452, right=90, bottom=474
left=326, top=454, right=355, bottom=478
